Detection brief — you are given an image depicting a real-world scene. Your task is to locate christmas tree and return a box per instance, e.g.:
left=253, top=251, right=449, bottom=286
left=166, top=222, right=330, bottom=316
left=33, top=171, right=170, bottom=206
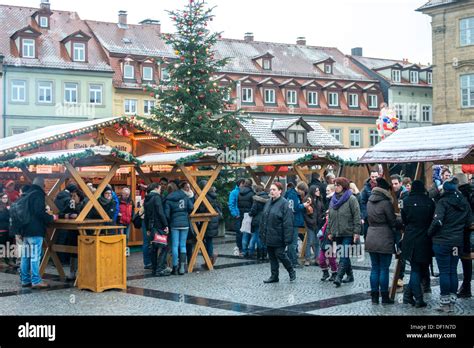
left=145, top=0, right=250, bottom=150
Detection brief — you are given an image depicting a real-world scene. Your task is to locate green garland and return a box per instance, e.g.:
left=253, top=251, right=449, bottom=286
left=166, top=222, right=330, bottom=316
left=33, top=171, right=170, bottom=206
left=0, top=147, right=142, bottom=168
left=293, top=152, right=361, bottom=167
left=176, top=152, right=205, bottom=166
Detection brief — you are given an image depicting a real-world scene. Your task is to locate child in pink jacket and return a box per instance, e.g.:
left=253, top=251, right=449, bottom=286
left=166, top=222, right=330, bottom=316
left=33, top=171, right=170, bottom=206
left=318, top=212, right=338, bottom=281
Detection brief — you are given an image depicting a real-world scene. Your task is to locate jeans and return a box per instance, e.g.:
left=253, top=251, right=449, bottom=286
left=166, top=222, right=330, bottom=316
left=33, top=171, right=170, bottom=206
left=305, top=229, right=320, bottom=260
left=235, top=217, right=243, bottom=252
left=171, top=228, right=189, bottom=267
left=408, top=261, right=427, bottom=300
left=249, top=227, right=263, bottom=252
left=267, top=246, right=294, bottom=278
left=205, top=236, right=214, bottom=257
left=336, top=237, right=354, bottom=276
left=288, top=227, right=300, bottom=266
left=369, top=252, right=393, bottom=293
left=433, top=244, right=460, bottom=297
left=242, top=231, right=263, bottom=255
left=20, top=236, right=44, bottom=286
left=122, top=225, right=131, bottom=242
left=141, top=224, right=151, bottom=267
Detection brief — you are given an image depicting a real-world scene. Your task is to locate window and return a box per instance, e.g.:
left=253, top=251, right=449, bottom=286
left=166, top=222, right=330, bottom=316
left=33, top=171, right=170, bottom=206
left=11, top=80, right=26, bottom=102
left=242, top=88, right=253, bottom=103
left=410, top=70, right=419, bottom=84
left=422, top=105, right=432, bottom=122
left=350, top=129, right=361, bottom=148
left=460, top=17, right=474, bottom=46
left=124, top=99, right=138, bottom=114
left=461, top=74, right=474, bottom=108
left=89, top=84, right=103, bottom=105
left=37, top=81, right=52, bottom=103
left=124, top=64, right=135, bottom=79
left=64, top=83, right=78, bottom=104
left=73, top=43, right=86, bottom=62
left=264, top=89, right=275, bottom=104
left=427, top=72, right=432, bottom=85
left=408, top=104, right=418, bottom=121
left=369, top=130, right=380, bottom=147
left=395, top=103, right=404, bottom=121
left=223, top=89, right=231, bottom=102
left=288, top=131, right=306, bottom=145
left=160, top=67, right=170, bottom=81
left=39, top=16, right=48, bottom=28
left=392, top=69, right=401, bottom=83
left=330, top=129, right=341, bottom=142
left=22, top=39, right=35, bottom=58
left=368, top=94, right=378, bottom=109
left=143, top=66, right=153, bottom=81
left=348, top=93, right=359, bottom=108
left=307, top=91, right=318, bottom=106
left=328, top=92, right=339, bottom=107
left=287, top=90, right=297, bottom=105
left=325, top=64, right=332, bottom=74
left=263, top=59, right=271, bottom=70
left=11, top=127, right=28, bottom=135
left=144, top=100, right=155, bottom=115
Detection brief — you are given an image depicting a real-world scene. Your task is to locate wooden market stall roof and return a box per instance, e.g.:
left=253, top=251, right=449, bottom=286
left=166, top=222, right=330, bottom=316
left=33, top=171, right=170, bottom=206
left=0, top=116, right=197, bottom=157
left=243, top=149, right=368, bottom=167
left=358, top=122, right=474, bottom=164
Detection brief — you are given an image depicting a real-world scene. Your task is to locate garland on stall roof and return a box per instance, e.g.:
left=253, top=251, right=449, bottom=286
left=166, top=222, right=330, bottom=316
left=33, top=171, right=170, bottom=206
left=176, top=152, right=205, bottom=166
left=0, top=148, right=143, bottom=169
left=293, top=152, right=361, bottom=167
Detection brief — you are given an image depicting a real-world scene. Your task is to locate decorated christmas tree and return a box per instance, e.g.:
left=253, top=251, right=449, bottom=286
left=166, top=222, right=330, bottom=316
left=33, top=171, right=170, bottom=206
left=145, top=0, right=250, bottom=150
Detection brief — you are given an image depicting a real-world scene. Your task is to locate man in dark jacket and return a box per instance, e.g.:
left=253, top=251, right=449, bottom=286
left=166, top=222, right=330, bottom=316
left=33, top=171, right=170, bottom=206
left=401, top=180, right=435, bottom=308
left=144, top=183, right=170, bottom=277
left=428, top=177, right=471, bottom=312
left=260, top=182, right=295, bottom=283
left=454, top=173, right=473, bottom=298
left=19, top=177, right=55, bottom=289
left=360, top=171, right=380, bottom=239
left=237, top=179, right=255, bottom=256
left=284, top=182, right=306, bottom=268
left=248, top=185, right=270, bottom=261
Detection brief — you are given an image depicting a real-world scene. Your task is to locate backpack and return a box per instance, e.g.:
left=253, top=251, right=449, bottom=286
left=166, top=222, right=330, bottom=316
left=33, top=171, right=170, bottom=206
left=9, top=194, right=32, bottom=234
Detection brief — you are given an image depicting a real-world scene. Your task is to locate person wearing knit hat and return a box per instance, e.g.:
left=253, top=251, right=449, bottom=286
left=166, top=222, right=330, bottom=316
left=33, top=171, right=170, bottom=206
left=428, top=175, right=471, bottom=312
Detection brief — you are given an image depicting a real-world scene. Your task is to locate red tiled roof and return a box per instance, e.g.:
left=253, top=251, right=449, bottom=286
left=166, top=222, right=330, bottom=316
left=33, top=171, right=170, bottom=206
left=0, top=4, right=112, bottom=72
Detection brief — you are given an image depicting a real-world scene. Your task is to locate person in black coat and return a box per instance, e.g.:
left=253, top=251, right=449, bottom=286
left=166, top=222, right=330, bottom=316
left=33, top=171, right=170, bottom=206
left=87, top=186, right=117, bottom=224
left=144, top=183, right=170, bottom=277
left=248, top=185, right=270, bottom=261
left=260, top=182, right=295, bottom=283
left=54, top=184, right=79, bottom=265
left=0, top=193, right=14, bottom=267
left=401, top=180, right=435, bottom=308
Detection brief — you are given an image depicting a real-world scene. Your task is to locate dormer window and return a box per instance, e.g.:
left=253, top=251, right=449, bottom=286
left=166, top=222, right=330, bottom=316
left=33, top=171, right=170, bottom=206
left=410, top=70, right=419, bottom=84
left=392, top=69, right=401, bottom=83
left=22, top=39, right=35, bottom=58
left=288, top=131, right=306, bottom=145
left=263, top=59, right=271, bottom=70
left=252, top=52, right=274, bottom=71
left=39, top=16, right=49, bottom=28
left=73, top=42, right=86, bottom=62
left=124, top=64, right=135, bottom=79
left=325, top=64, right=333, bottom=74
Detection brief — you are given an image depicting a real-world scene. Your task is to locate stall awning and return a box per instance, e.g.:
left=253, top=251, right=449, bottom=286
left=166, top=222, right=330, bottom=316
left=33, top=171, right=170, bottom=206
left=138, top=149, right=221, bottom=166
left=359, top=123, right=474, bottom=164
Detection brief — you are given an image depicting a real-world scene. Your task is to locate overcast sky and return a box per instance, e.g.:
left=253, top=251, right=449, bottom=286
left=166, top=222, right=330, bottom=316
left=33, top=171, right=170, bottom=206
left=5, top=0, right=433, bottom=64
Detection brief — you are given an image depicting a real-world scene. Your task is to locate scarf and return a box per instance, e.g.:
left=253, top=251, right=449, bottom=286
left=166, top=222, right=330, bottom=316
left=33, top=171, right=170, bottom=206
left=183, top=189, right=194, bottom=200
left=330, top=189, right=353, bottom=210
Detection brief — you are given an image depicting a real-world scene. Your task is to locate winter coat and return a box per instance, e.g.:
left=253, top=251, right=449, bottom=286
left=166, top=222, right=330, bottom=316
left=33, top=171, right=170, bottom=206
left=249, top=191, right=270, bottom=231
left=309, top=179, right=328, bottom=206
left=22, top=185, right=54, bottom=238
left=228, top=186, right=240, bottom=218
left=303, top=196, right=325, bottom=231
left=119, top=197, right=135, bottom=226
left=401, top=192, right=435, bottom=263
left=144, top=191, right=168, bottom=234
left=284, top=188, right=305, bottom=228
left=88, top=196, right=117, bottom=221
left=428, top=190, right=471, bottom=247
left=327, top=194, right=361, bottom=238
left=54, top=190, right=74, bottom=218
left=360, top=179, right=374, bottom=220
left=365, top=187, right=397, bottom=254
left=458, top=184, right=474, bottom=224
left=164, top=190, right=193, bottom=229
left=395, top=186, right=408, bottom=201
left=198, top=191, right=222, bottom=238
left=6, top=190, right=20, bottom=203
left=0, top=208, right=10, bottom=232
left=112, top=191, right=120, bottom=223
left=238, top=186, right=255, bottom=215
left=260, top=196, right=294, bottom=248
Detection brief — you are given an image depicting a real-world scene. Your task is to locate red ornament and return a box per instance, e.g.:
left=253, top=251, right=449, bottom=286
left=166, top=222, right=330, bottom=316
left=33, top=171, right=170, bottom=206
left=235, top=134, right=240, bottom=139
left=180, top=56, right=185, bottom=61
left=150, top=92, right=155, bottom=97
left=199, top=94, right=205, bottom=99
left=198, top=116, right=203, bottom=120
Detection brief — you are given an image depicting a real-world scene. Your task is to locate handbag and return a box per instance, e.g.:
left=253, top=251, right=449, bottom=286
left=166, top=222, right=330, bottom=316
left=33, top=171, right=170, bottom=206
left=133, top=213, right=143, bottom=229
left=240, top=213, right=252, bottom=234
left=152, top=231, right=168, bottom=246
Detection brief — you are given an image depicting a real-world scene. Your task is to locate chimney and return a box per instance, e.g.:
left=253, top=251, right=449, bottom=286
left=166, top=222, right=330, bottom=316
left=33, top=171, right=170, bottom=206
left=351, top=47, right=363, bottom=56
left=244, top=32, right=254, bottom=42
left=118, top=10, right=128, bottom=28
left=296, top=37, right=306, bottom=45
left=40, top=0, right=50, bottom=11
left=402, top=58, right=409, bottom=64
left=139, top=19, right=161, bottom=34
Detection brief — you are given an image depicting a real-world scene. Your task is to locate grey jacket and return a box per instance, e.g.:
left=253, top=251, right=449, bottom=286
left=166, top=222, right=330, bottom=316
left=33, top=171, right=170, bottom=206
left=365, top=187, right=397, bottom=254
left=327, top=194, right=361, bottom=238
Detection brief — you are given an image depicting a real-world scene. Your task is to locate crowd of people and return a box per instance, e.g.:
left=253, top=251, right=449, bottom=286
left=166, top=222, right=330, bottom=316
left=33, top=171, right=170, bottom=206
left=0, top=166, right=472, bottom=313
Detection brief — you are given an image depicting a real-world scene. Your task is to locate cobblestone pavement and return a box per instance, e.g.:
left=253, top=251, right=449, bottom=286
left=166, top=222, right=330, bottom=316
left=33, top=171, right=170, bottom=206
left=0, top=236, right=472, bottom=316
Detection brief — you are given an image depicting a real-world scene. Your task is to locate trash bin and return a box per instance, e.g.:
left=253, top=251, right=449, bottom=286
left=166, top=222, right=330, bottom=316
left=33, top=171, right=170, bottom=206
left=78, top=235, right=127, bottom=293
